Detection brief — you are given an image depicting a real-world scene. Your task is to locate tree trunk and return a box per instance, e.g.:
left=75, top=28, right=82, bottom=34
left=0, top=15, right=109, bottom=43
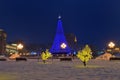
left=83, top=61, right=86, bottom=66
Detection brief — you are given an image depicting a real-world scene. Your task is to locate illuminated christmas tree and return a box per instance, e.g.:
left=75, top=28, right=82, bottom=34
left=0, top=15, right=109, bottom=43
left=50, top=16, right=70, bottom=54
left=77, top=45, right=92, bottom=66
left=41, top=49, right=52, bottom=63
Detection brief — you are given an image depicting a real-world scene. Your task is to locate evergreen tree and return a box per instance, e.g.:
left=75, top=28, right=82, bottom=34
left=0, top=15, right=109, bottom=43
left=77, top=45, right=92, bottom=66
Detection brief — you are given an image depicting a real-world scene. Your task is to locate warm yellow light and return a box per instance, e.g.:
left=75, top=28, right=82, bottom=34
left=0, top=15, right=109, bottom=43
left=115, top=48, right=119, bottom=51
left=60, top=43, right=67, bottom=49
left=108, top=42, right=115, bottom=48
left=74, top=36, right=77, bottom=42
left=17, top=43, right=24, bottom=50
left=107, top=49, right=112, bottom=52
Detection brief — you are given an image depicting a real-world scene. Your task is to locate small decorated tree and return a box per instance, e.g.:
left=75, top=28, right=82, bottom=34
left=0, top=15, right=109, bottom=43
left=77, top=45, right=92, bottom=66
left=41, top=49, right=52, bottom=63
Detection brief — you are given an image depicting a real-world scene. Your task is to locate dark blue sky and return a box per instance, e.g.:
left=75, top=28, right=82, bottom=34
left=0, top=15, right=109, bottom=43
left=0, top=0, right=120, bottom=49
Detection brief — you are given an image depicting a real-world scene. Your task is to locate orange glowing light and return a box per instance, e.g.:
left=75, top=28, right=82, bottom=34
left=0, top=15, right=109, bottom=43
left=108, top=42, right=115, bottom=48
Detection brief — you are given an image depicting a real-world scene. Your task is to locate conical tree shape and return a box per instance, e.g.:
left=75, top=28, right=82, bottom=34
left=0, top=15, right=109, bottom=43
left=50, top=17, right=70, bottom=54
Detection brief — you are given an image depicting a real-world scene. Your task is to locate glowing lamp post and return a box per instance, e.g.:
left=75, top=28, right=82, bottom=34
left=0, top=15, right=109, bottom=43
left=108, top=42, right=115, bottom=54
left=17, top=43, right=24, bottom=55
left=17, top=44, right=24, bottom=50
left=108, top=42, right=115, bottom=48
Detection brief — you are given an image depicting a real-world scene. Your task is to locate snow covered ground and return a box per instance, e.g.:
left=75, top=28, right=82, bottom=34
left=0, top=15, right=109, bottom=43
left=0, top=59, right=120, bottom=80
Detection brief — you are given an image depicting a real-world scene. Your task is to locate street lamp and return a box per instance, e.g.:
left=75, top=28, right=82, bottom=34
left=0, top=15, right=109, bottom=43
left=17, top=43, right=23, bottom=49
left=17, top=43, right=24, bottom=55
left=108, top=42, right=115, bottom=54
left=108, top=42, right=115, bottom=48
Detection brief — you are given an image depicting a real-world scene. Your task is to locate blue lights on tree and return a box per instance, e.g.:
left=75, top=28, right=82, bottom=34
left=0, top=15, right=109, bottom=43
left=50, top=17, right=71, bottom=54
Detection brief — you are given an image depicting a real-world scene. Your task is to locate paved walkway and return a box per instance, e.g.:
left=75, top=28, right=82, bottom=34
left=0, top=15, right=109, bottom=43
left=0, top=59, right=120, bottom=80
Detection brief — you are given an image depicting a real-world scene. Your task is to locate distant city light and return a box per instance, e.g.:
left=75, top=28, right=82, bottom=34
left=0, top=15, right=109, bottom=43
left=74, top=36, right=77, bottom=42
left=73, top=51, right=77, bottom=55
left=30, top=52, right=37, bottom=55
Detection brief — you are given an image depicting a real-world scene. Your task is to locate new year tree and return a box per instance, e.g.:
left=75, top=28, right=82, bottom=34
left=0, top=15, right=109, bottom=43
left=77, top=45, right=92, bottom=66
left=49, top=16, right=70, bottom=54
left=41, top=49, right=52, bottom=63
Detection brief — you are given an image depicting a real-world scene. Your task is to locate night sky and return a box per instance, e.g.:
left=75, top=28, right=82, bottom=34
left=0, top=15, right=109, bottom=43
left=0, top=0, right=120, bottom=49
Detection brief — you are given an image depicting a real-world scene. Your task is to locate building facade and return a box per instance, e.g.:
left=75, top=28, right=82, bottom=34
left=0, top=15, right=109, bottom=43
left=0, top=29, right=7, bottom=55
left=6, top=44, right=18, bottom=55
